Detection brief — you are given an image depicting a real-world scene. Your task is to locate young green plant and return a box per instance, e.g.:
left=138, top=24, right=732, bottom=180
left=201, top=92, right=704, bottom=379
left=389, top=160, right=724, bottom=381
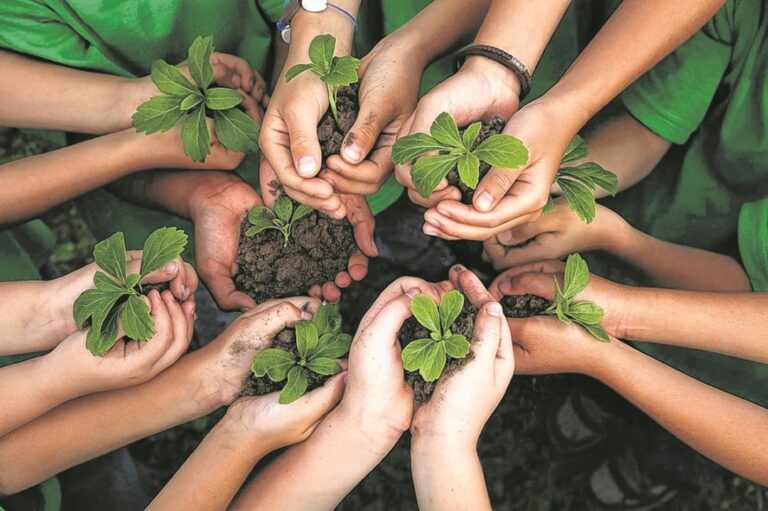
left=545, top=253, right=610, bottom=342
left=73, top=227, right=189, bottom=357
left=546, top=135, right=618, bottom=223
left=245, top=196, right=313, bottom=246
left=251, top=303, right=352, bottom=404
left=401, top=290, right=471, bottom=382
left=285, top=34, right=361, bottom=124
left=133, top=35, right=261, bottom=163
left=391, top=113, right=529, bottom=198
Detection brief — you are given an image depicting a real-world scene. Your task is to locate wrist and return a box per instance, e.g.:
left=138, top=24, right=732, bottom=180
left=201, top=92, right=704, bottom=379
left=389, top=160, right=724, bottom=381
left=286, top=8, right=355, bottom=62
left=111, top=77, right=155, bottom=132
left=461, top=55, right=522, bottom=100
left=598, top=212, right=634, bottom=255
left=411, top=430, right=478, bottom=458
left=213, top=411, right=275, bottom=457
left=333, top=401, right=407, bottom=456
left=530, top=89, right=590, bottom=136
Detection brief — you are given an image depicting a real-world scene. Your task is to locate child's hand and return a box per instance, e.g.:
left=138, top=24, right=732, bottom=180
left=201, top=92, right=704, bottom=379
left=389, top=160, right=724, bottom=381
left=483, top=199, right=629, bottom=270
left=489, top=260, right=632, bottom=339
left=50, top=289, right=195, bottom=395
left=222, top=367, right=347, bottom=452
left=507, top=315, right=620, bottom=377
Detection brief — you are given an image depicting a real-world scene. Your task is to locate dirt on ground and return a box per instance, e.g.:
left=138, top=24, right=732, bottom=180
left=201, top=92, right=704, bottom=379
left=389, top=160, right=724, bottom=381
left=501, top=294, right=552, bottom=318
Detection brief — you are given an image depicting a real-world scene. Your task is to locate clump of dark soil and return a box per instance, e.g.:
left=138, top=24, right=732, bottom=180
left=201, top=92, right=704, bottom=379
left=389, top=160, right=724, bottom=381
left=235, top=84, right=361, bottom=303
left=235, top=211, right=356, bottom=303
left=397, top=303, right=477, bottom=404
left=241, top=327, right=327, bottom=397
left=501, top=294, right=552, bottom=318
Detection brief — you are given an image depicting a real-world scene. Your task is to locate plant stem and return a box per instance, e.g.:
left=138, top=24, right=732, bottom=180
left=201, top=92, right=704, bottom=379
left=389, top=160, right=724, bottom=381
left=327, top=84, right=340, bottom=125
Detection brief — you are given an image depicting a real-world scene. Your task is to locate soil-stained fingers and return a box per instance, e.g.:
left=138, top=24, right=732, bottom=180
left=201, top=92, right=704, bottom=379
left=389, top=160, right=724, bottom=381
left=448, top=265, right=495, bottom=307
left=357, top=278, right=442, bottom=332
left=488, top=260, right=564, bottom=300
left=258, top=157, right=340, bottom=215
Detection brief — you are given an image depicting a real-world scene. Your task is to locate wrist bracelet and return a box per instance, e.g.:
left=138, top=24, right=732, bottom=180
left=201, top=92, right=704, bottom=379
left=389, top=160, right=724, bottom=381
left=277, top=0, right=358, bottom=44
left=457, top=44, right=532, bottom=100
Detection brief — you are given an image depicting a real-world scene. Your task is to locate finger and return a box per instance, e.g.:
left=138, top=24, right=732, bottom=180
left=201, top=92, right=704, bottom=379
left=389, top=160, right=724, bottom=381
left=183, top=299, right=197, bottom=338
left=238, top=302, right=306, bottom=350
left=308, top=285, right=322, bottom=298
left=342, top=195, right=378, bottom=257
left=321, top=282, right=341, bottom=303
left=425, top=206, right=542, bottom=241
left=448, top=265, right=494, bottom=307
left=358, top=278, right=439, bottom=332
left=341, top=99, right=392, bottom=164
left=248, top=296, right=321, bottom=316
left=320, top=171, right=381, bottom=196
left=473, top=166, right=521, bottom=212
left=498, top=271, right=558, bottom=300
left=490, top=234, right=566, bottom=269
left=407, top=186, right=460, bottom=209
left=285, top=185, right=344, bottom=218
left=334, top=271, right=352, bottom=288
left=355, top=291, right=418, bottom=352
left=423, top=222, right=461, bottom=241
left=294, top=369, right=347, bottom=422
left=494, top=304, right=515, bottom=385
left=212, top=53, right=255, bottom=91
left=137, top=259, right=180, bottom=286
left=182, top=262, right=200, bottom=299
left=346, top=251, right=369, bottom=281
left=434, top=199, right=544, bottom=230
left=211, top=62, right=237, bottom=89
left=200, top=261, right=257, bottom=311
left=148, top=290, right=172, bottom=346
left=284, top=107, right=323, bottom=178
left=259, top=158, right=282, bottom=209
left=470, top=301, right=504, bottom=362
left=325, top=155, right=389, bottom=186
left=154, top=291, right=192, bottom=368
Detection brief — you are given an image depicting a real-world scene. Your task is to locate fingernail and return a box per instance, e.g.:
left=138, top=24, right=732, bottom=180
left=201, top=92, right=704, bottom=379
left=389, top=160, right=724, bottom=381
left=342, top=144, right=363, bottom=163
left=476, top=192, right=494, bottom=212
left=452, top=264, right=466, bottom=272
left=427, top=218, right=441, bottom=228
left=182, top=285, right=189, bottom=301
left=406, top=287, right=420, bottom=298
left=298, top=157, right=317, bottom=177
left=189, top=302, right=197, bottom=315
left=371, top=241, right=380, bottom=257
left=498, top=231, right=515, bottom=245
left=164, top=261, right=178, bottom=274
left=424, top=225, right=438, bottom=236
left=301, top=310, right=313, bottom=320
left=487, top=302, right=503, bottom=317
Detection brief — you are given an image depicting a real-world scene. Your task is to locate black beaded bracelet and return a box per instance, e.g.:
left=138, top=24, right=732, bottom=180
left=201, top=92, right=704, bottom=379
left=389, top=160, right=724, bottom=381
left=457, top=44, right=532, bottom=100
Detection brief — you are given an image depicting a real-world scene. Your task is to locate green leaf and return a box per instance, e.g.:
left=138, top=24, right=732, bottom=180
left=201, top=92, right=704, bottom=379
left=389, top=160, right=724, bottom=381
left=120, top=295, right=154, bottom=341
left=562, top=253, right=590, bottom=300
left=456, top=153, right=481, bottom=190
left=306, top=357, right=341, bottom=376
left=295, top=320, right=319, bottom=360
left=420, top=341, right=447, bottom=382
left=322, top=56, right=361, bottom=88
left=474, top=134, right=528, bottom=169
left=554, top=299, right=570, bottom=324
left=430, top=113, right=464, bottom=149
left=93, top=232, right=127, bottom=283
left=558, top=177, right=596, bottom=223
left=401, top=338, right=436, bottom=372
left=285, top=63, right=315, bottom=82
left=181, top=105, right=211, bottom=163
left=411, top=294, right=441, bottom=333
left=73, top=288, right=127, bottom=330
left=391, top=133, right=445, bottom=164
left=583, top=323, right=611, bottom=342
left=438, top=290, right=464, bottom=333
left=274, top=196, right=293, bottom=222
left=205, top=87, right=243, bottom=110
left=86, top=303, right=123, bottom=357
left=308, top=34, right=336, bottom=73
left=542, top=196, right=555, bottom=214
left=411, top=154, right=461, bottom=198
left=139, top=227, right=189, bottom=278
left=313, top=333, right=352, bottom=359
left=280, top=366, right=309, bottom=404
left=444, top=333, right=470, bottom=359
left=125, top=274, right=141, bottom=290
left=213, top=108, right=261, bottom=153
left=567, top=301, right=604, bottom=325
left=562, top=162, right=618, bottom=196
left=461, top=121, right=482, bottom=150
left=150, top=59, right=198, bottom=97
left=248, top=205, right=273, bottom=224
left=561, top=134, right=588, bottom=165
left=132, top=95, right=184, bottom=134
left=292, top=204, right=314, bottom=223
left=251, top=348, right=296, bottom=381
left=312, top=303, right=341, bottom=336
left=188, top=35, right=214, bottom=89
left=94, top=271, right=127, bottom=294
left=180, top=93, right=203, bottom=112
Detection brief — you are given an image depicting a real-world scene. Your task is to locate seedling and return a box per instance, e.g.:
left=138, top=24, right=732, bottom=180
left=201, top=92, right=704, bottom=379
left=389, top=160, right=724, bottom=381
left=73, top=227, right=189, bottom=357
left=545, top=253, right=610, bottom=341
left=251, top=303, right=352, bottom=404
left=133, top=35, right=261, bottom=163
left=285, top=34, right=361, bottom=124
left=245, top=196, right=313, bottom=246
left=546, top=135, right=618, bottom=223
left=391, top=113, right=528, bottom=198
left=401, top=290, right=471, bottom=382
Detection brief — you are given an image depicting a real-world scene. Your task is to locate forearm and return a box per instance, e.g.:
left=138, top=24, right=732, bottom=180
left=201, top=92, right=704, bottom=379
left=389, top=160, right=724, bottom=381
left=285, top=0, right=361, bottom=61
left=596, top=342, right=768, bottom=484
left=545, top=0, right=725, bottom=127
left=230, top=404, right=402, bottom=511
left=0, top=349, right=223, bottom=495
left=149, top=418, right=269, bottom=511
left=0, top=131, right=160, bottom=226
left=0, top=281, right=61, bottom=355
left=411, top=440, right=491, bottom=511
left=0, top=50, right=140, bottom=134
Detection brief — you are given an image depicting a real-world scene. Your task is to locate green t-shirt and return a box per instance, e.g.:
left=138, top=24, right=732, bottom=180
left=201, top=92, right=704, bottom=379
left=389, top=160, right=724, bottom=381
left=615, top=0, right=768, bottom=251
left=738, top=198, right=768, bottom=292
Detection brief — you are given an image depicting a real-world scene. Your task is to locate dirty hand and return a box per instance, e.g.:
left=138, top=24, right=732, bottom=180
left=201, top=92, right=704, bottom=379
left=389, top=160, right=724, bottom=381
left=422, top=99, right=574, bottom=241
left=395, top=56, right=521, bottom=209
left=51, top=289, right=195, bottom=394
left=489, top=260, right=632, bottom=339
left=483, top=199, right=629, bottom=270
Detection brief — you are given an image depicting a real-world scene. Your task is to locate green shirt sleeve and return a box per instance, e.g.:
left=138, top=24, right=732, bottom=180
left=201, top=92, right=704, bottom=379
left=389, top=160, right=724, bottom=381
left=738, top=198, right=768, bottom=292
left=622, top=2, right=735, bottom=144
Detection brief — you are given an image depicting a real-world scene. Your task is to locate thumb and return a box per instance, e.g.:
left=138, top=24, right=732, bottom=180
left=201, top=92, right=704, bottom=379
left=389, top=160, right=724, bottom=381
left=295, top=370, right=347, bottom=422
left=259, top=158, right=280, bottom=208
left=498, top=272, right=557, bottom=301
left=341, top=99, right=392, bottom=164
left=344, top=195, right=379, bottom=257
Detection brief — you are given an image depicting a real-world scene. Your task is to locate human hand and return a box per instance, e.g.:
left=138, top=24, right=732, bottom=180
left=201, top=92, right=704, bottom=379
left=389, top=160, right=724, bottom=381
left=51, top=289, right=195, bottom=395
left=422, top=99, right=576, bottom=241
left=483, top=199, right=630, bottom=270
left=489, top=260, right=632, bottom=339
left=395, top=57, right=521, bottom=209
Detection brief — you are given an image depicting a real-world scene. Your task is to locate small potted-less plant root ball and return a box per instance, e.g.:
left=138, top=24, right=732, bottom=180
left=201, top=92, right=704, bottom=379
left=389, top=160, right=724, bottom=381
left=73, top=227, right=188, bottom=356
left=392, top=114, right=619, bottom=265
left=242, top=303, right=352, bottom=404
left=397, top=289, right=477, bottom=404
left=235, top=34, right=367, bottom=302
